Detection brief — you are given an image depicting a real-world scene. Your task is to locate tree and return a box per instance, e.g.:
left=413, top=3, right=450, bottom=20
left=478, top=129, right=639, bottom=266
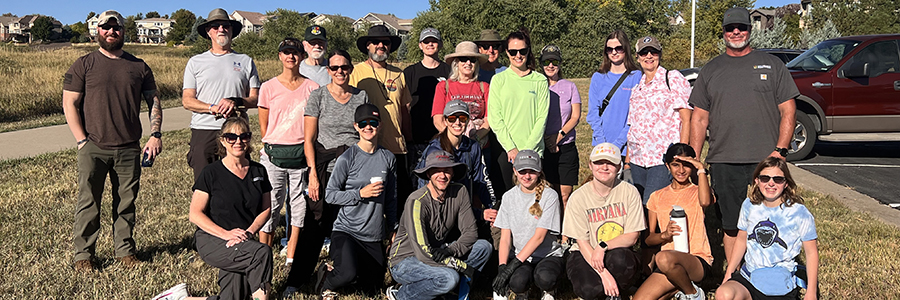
left=86, top=12, right=96, bottom=21
left=31, top=16, right=53, bottom=42
left=146, top=11, right=161, bottom=19
left=810, top=0, right=900, bottom=36
left=124, top=15, right=138, bottom=42
left=799, top=19, right=840, bottom=49
left=166, top=9, right=196, bottom=44
left=317, top=15, right=367, bottom=63
left=68, top=21, right=89, bottom=43
left=135, top=13, right=144, bottom=20
left=750, top=17, right=795, bottom=49
left=233, top=9, right=310, bottom=59
left=185, top=16, right=205, bottom=45
left=2, top=13, right=17, bottom=17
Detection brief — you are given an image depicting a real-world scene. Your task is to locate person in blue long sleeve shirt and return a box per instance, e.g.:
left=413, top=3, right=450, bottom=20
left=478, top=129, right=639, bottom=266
left=586, top=30, right=642, bottom=151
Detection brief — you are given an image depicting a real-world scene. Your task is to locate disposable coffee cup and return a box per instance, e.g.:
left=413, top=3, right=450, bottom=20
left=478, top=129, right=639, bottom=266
left=370, top=177, right=384, bottom=184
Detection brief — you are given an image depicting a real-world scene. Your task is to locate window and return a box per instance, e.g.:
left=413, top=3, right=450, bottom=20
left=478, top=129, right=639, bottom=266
left=839, top=40, right=900, bottom=77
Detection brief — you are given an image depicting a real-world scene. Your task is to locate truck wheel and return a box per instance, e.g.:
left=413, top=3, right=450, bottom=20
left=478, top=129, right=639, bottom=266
left=787, top=112, right=817, bottom=161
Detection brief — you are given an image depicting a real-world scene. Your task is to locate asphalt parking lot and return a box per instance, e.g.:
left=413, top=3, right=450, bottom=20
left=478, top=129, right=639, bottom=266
left=794, top=140, right=900, bottom=208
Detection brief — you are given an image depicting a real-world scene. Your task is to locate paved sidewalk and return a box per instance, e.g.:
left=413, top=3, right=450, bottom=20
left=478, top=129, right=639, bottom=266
left=0, top=107, right=257, bottom=161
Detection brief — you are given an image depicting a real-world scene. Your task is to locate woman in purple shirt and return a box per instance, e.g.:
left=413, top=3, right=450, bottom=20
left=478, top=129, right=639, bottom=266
left=539, top=44, right=581, bottom=207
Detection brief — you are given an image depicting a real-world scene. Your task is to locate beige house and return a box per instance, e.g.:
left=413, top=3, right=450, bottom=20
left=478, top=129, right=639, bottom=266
left=352, top=13, right=412, bottom=36
left=311, top=14, right=354, bottom=25
left=135, top=18, right=175, bottom=44
left=231, top=10, right=269, bottom=36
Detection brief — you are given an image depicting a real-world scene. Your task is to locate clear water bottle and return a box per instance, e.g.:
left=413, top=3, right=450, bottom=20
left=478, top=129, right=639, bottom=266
left=670, top=205, right=689, bottom=253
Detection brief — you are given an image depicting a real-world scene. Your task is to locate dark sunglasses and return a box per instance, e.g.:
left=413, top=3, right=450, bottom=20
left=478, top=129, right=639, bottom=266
left=541, top=59, right=560, bottom=67
left=457, top=57, right=478, bottom=64
left=209, top=22, right=232, bottom=29
left=638, top=48, right=661, bottom=56
left=507, top=48, right=529, bottom=56
left=369, top=39, right=392, bottom=46
left=478, top=43, right=501, bottom=50
left=328, top=65, right=352, bottom=71
left=222, top=132, right=252, bottom=144
left=605, top=46, right=625, bottom=54
left=357, top=119, right=380, bottom=128
left=99, top=24, right=123, bottom=31
left=446, top=114, right=469, bottom=123
left=724, top=24, right=750, bottom=32
left=757, top=175, right=787, bottom=184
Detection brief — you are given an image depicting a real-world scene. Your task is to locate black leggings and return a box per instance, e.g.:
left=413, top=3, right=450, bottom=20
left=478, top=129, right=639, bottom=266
left=508, top=256, right=564, bottom=294
left=566, top=248, right=640, bottom=299
left=322, top=231, right=385, bottom=292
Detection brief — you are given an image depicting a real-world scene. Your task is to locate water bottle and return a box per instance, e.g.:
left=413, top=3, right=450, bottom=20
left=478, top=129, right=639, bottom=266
left=670, top=205, right=689, bottom=253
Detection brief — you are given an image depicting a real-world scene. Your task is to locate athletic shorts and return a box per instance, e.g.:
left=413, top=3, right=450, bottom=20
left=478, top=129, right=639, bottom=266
left=709, top=163, right=756, bottom=230
left=543, top=142, right=579, bottom=186
left=729, top=270, right=801, bottom=299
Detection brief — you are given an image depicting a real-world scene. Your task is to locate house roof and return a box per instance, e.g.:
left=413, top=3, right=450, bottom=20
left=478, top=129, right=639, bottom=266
left=312, top=14, right=354, bottom=24
left=138, top=18, right=174, bottom=22
left=751, top=9, right=776, bottom=17
left=232, top=10, right=267, bottom=26
left=0, top=16, right=18, bottom=26
left=357, top=13, right=411, bottom=32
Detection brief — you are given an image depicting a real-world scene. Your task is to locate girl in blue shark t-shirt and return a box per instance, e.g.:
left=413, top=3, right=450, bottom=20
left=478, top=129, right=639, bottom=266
left=717, top=157, right=819, bottom=300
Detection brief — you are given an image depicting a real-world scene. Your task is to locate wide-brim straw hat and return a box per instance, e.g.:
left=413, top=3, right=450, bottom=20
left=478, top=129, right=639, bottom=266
left=444, top=41, right=488, bottom=65
left=198, top=8, right=242, bottom=40
left=356, top=25, right=402, bottom=54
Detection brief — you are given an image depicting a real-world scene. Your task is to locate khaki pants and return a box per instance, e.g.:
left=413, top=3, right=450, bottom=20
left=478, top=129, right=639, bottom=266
left=73, top=141, right=141, bottom=261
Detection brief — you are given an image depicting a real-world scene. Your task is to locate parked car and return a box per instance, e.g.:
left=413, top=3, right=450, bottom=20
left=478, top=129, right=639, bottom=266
left=785, top=34, right=900, bottom=160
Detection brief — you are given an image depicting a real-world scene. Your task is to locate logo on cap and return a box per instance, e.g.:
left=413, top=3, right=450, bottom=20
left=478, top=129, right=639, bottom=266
left=644, top=37, right=652, bottom=43
left=311, top=26, right=322, bottom=35
left=372, top=111, right=380, bottom=116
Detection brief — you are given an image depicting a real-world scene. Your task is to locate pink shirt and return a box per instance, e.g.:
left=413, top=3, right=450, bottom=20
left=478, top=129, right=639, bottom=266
left=258, top=78, right=319, bottom=145
left=627, top=66, right=691, bottom=167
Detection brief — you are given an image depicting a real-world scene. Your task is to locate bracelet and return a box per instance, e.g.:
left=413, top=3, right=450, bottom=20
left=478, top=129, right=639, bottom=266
left=208, top=104, right=215, bottom=114
left=697, top=169, right=707, bottom=174
left=76, top=138, right=88, bottom=145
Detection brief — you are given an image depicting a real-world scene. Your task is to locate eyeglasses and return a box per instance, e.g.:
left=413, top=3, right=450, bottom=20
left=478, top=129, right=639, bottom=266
left=328, top=65, right=352, bottom=71
left=637, top=48, right=661, bottom=56
left=541, top=59, right=560, bottom=67
left=507, top=48, right=529, bottom=56
left=446, top=114, right=469, bottom=124
left=357, top=119, right=380, bottom=128
left=369, top=39, right=392, bottom=46
left=757, top=175, right=786, bottom=184
left=724, top=24, right=750, bottom=32
left=605, top=46, right=625, bottom=54
left=209, top=22, right=232, bottom=30
left=457, top=57, right=478, bottom=64
left=99, top=24, right=123, bottom=31
left=478, top=43, right=501, bottom=50
left=222, top=132, right=252, bottom=144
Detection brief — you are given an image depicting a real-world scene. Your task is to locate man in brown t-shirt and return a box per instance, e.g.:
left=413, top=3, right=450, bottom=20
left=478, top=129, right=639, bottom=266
left=62, top=10, right=162, bottom=271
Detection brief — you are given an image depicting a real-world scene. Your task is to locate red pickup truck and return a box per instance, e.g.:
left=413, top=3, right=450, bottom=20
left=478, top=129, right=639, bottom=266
left=785, top=34, right=900, bottom=160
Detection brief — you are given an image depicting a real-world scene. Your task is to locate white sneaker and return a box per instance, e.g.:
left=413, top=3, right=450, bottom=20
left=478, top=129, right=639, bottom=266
left=385, top=285, right=400, bottom=300
left=541, top=290, right=556, bottom=300
left=282, top=285, right=299, bottom=298
left=688, top=282, right=706, bottom=300
left=151, top=283, right=188, bottom=300
left=492, top=291, right=508, bottom=300
left=280, top=245, right=289, bottom=257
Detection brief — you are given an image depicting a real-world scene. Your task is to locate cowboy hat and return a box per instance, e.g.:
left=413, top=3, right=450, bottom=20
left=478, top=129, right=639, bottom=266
left=198, top=8, right=242, bottom=39
left=356, top=25, right=402, bottom=54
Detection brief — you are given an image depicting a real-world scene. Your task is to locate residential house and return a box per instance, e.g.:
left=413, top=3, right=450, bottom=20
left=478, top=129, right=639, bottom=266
left=231, top=10, right=267, bottom=36
left=2, top=14, right=62, bottom=42
left=0, top=16, right=19, bottom=41
left=352, top=13, right=412, bottom=36
left=311, top=14, right=354, bottom=26
left=135, top=18, right=175, bottom=44
left=799, top=0, right=812, bottom=29
left=87, top=15, right=100, bottom=38
left=750, top=9, right=776, bottom=31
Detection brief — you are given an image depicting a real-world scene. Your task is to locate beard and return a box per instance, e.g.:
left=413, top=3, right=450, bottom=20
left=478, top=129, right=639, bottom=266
left=98, top=33, right=124, bottom=51
left=725, top=36, right=750, bottom=49
left=369, top=49, right=389, bottom=62
left=215, top=34, right=232, bottom=47
left=309, top=49, right=325, bottom=60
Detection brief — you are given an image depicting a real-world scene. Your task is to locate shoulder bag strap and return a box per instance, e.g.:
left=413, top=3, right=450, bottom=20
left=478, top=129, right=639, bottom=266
left=600, top=72, right=630, bottom=117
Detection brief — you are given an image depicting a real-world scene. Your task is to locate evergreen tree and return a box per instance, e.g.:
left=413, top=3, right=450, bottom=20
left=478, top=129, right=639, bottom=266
left=750, top=17, right=795, bottom=49
left=799, top=19, right=840, bottom=49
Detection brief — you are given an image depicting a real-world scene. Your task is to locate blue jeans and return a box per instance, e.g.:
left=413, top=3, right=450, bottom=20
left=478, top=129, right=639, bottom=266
left=390, top=239, right=492, bottom=299
left=629, top=163, right=672, bottom=205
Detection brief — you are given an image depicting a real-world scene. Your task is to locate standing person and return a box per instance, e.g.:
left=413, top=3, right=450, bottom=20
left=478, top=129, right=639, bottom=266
left=153, top=117, right=273, bottom=300
left=300, top=25, right=331, bottom=87
left=634, top=143, right=714, bottom=300
left=689, top=7, right=799, bottom=267
left=182, top=8, right=260, bottom=181
left=585, top=30, right=641, bottom=150
left=627, top=35, right=692, bottom=204
left=715, top=157, right=818, bottom=300
left=474, top=29, right=506, bottom=84
left=404, top=27, right=451, bottom=172
left=386, top=151, right=492, bottom=300
left=433, top=41, right=491, bottom=145
left=491, top=150, right=564, bottom=300
left=539, top=44, right=581, bottom=207
left=283, top=50, right=369, bottom=297
left=256, top=38, right=319, bottom=265
left=487, top=29, right=550, bottom=205
left=63, top=10, right=162, bottom=271
left=563, top=143, right=645, bottom=300
left=349, top=24, right=415, bottom=211
left=317, top=103, right=398, bottom=299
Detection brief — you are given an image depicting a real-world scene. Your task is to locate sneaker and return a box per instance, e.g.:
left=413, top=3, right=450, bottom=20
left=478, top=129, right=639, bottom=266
left=321, top=290, right=338, bottom=300
left=282, top=285, right=299, bottom=298
left=674, top=291, right=686, bottom=300
left=115, top=255, right=141, bottom=267
left=492, top=291, right=508, bottom=300
left=540, top=290, right=556, bottom=300
left=385, top=285, right=400, bottom=300
left=151, top=283, right=189, bottom=300
left=280, top=245, right=289, bottom=257
left=74, top=259, right=95, bottom=271
left=687, top=282, right=705, bottom=300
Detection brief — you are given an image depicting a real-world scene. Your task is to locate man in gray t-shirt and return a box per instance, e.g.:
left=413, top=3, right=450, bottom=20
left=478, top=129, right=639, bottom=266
left=688, top=7, right=799, bottom=267
left=300, top=25, right=331, bottom=87
left=182, top=8, right=260, bottom=180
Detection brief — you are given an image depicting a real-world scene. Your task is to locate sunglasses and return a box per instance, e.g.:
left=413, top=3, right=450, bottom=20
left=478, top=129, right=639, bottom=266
left=328, top=65, right=352, bottom=71
left=209, top=22, right=232, bottom=30
left=369, top=39, right=392, bottom=46
left=605, top=46, right=625, bottom=54
left=507, top=48, right=529, bottom=56
left=99, top=24, right=123, bottom=31
left=478, top=43, right=501, bottom=50
left=457, top=57, right=478, bottom=64
left=357, top=119, right=380, bottom=128
left=724, top=24, right=750, bottom=32
left=446, top=114, right=469, bottom=123
left=541, top=59, right=560, bottom=67
left=222, top=132, right=252, bottom=144
left=638, top=48, right=661, bottom=56
left=757, top=175, right=787, bottom=184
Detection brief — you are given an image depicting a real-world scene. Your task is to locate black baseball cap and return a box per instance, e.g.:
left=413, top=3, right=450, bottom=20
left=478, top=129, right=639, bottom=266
left=305, top=25, right=327, bottom=42
left=355, top=103, right=381, bottom=122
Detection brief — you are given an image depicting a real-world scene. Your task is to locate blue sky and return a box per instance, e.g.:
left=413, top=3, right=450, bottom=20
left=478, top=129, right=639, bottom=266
left=5, top=0, right=800, bottom=26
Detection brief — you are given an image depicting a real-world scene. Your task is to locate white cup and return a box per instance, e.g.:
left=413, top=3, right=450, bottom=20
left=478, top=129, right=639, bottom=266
left=370, top=176, right=384, bottom=184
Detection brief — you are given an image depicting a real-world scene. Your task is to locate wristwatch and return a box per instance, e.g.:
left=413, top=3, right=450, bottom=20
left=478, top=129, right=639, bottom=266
left=150, top=132, right=162, bottom=139
left=598, top=240, right=608, bottom=250
left=775, top=147, right=789, bottom=157
left=559, top=130, right=567, bottom=136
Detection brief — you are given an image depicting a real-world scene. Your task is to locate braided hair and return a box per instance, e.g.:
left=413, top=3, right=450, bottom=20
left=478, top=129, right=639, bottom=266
left=517, top=173, right=551, bottom=218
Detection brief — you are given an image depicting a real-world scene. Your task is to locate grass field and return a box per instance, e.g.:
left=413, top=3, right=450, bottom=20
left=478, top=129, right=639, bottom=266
left=1, top=52, right=899, bottom=299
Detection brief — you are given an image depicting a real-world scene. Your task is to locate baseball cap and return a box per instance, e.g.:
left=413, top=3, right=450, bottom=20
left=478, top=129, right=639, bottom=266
left=354, top=103, right=381, bottom=122
left=419, top=27, right=441, bottom=42
left=723, top=7, right=751, bottom=26
left=304, top=25, right=327, bottom=42
left=635, top=36, right=662, bottom=52
left=540, top=44, right=562, bottom=62
left=277, top=37, right=303, bottom=53
left=514, top=150, right=542, bottom=172
left=443, top=99, right=470, bottom=117
left=97, top=10, right=125, bottom=27
left=590, top=143, right=622, bottom=165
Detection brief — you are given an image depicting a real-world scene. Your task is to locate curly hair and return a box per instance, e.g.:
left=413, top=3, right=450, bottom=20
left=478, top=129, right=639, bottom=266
left=216, top=117, right=254, bottom=158
left=748, top=157, right=803, bottom=206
